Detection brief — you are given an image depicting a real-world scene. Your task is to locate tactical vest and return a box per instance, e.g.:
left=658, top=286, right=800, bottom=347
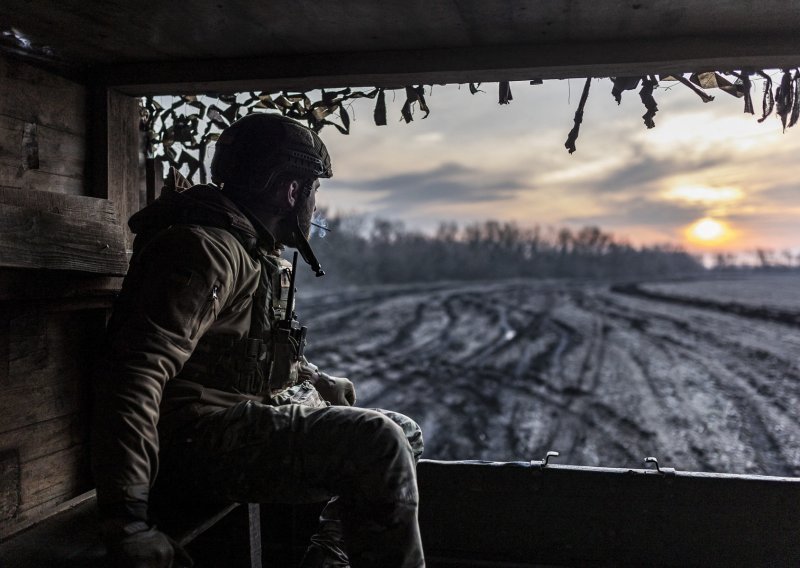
left=177, top=245, right=305, bottom=396
left=129, top=183, right=307, bottom=398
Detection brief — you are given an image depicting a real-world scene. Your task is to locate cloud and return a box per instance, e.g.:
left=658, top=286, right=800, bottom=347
left=326, top=161, right=524, bottom=207
left=754, top=183, right=800, bottom=204
left=320, top=80, right=800, bottom=251
left=576, top=149, right=727, bottom=194
left=562, top=196, right=706, bottom=228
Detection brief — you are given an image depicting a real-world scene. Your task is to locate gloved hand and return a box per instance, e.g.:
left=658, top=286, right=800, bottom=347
left=313, top=372, right=357, bottom=406
left=105, top=520, right=193, bottom=568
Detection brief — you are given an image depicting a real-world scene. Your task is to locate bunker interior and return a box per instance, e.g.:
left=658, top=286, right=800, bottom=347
left=0, top=2, right=799, bottom=566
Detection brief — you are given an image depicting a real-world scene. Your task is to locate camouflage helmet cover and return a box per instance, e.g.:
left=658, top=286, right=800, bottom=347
left=210, top=113, right=332, bottom=192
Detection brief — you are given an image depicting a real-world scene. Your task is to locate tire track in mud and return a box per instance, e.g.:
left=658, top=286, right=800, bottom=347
left=662, top=337, right=795, bottom=475
left=300, top=280, right=800, bottom=474
left=366, top=288, right=649, bottom=464
left=589, top=288, right=800, bottom=474
left=657, top=333, right=795, bottom=474
left=533, top=303, right=655, bottom=466
left=598, top=290, right=800, bottom=422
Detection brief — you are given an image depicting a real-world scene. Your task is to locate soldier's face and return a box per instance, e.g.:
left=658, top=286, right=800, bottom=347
left=296, top=179, right=319, bottom=238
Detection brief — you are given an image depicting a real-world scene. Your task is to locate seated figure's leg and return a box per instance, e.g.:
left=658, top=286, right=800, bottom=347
left=157, top=402, right=425, bottom=568
left=302, top=409, right=424, bottom=567
left=372, top=409, right=424, bottom=462
left=301, top=496, right=348, bottom=567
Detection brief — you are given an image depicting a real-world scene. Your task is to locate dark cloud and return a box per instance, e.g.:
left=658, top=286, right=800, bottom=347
left=754, top=183, right=800, bottom=204
left=562, top=197, right=706, bottom=228
left=326, top=162, right=523, bottom=207
left=574, top=150, right=727, bottom=194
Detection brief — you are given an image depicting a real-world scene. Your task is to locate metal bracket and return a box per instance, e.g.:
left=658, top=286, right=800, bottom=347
left=530, top=451, right=560, bottom=471
left=643, top=456, right=675, bottom=475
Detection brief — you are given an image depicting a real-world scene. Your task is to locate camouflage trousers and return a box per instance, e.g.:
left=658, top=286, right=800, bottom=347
left=155, top=400, right=425, bottom=568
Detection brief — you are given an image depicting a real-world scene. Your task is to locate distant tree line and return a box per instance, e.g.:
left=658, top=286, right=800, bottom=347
left=296, top=211, right=705, bottom=288
left=713, top=249, right=800, bottom=271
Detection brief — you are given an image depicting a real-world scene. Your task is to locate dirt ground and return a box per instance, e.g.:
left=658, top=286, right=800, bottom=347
left=298, top=275, right=800, bottom=476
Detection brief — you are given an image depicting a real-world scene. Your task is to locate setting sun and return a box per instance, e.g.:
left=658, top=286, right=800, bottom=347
left=694, top=218, right=724, bottom=240
left=686, top=217, right=732, bottom=246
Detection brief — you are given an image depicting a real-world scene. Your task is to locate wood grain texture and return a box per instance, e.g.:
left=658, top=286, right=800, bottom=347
left=0, top=445, right=93, bottom=539
left=0, top=307, right=104, bottom=538
left=0, top=115, right=85, bottom=195
left=0, top=201, right=127, bottom=274
left=0, top=413, right=89, bottom=464
left=106, top=90, right=141, bottom=250
left=0, top=54, right=86, bottom=135
left=5, top=3, right=800, bottom=93
left=0, top=373, right=86, bottom=433
left=20, top=444, right=91, bottom=511
left=0, top=186, right=117, bottom=222
left=0, top=448, right=21, bottom=522
left=4, top=1, right=800, bottom=65
left=0, top=55, right=133, bottom=542
left=103, top=35, right=800, bottom=96
left=0, top=54, right=88, bottom=195
left=1, top=307, right=105, bottom=391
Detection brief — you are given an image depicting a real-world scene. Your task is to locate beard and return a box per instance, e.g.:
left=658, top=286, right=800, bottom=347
left=296, top=192, right=315, bottom=239
left=276, top=192, right=315, bottom=247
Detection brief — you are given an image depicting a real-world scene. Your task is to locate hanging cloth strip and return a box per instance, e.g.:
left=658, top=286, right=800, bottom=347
left=564, top=78, right=592, bottom=154
left=611, top=77, right=641, bottom=105
left=638, top=76, right=659, bottom=129
left=757, top=71, right=774, bottom=123
left=741, top=72, right=755, bottom=115
left=498, top=82, right=513, bottom=104
left=789, top=70, right=800, bottom=129
left=775, top=69, right=794, bottom=131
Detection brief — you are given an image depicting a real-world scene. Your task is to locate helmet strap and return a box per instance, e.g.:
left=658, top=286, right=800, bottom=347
left=228, top=186, right=324, bottom=276
left=283, top=215, right=325, bottom=277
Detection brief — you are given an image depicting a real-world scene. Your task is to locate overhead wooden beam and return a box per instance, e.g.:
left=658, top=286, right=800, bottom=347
left=100, top=35, right=800, bottom=96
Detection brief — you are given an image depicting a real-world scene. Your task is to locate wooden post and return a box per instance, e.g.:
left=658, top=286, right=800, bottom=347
left=88, top=85, right=141, bottom=253
left=246, top=503, right=263, bottom=568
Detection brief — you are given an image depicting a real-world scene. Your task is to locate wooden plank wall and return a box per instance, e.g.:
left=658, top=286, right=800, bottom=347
left=0, top=55, right=87, bottom=195
left=0, top=55, right=129, bottom=275
left=0, top=187, right=127, bottom=274
left=0, top=53, right=141, bottom=539
left=0, top=306, right=107, bottom=539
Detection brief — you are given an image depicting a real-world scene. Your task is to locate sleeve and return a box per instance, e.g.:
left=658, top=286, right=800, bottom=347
left=91, top=226, right=239, bottom=521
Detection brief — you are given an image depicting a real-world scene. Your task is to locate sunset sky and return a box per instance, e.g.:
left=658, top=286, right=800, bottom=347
left=314, top=76, right=800, bottom=257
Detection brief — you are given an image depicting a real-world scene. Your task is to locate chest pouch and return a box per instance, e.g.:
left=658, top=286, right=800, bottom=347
left=179, top=250, right=307, bottom=396
left=261, top=251, right=307, bottom=393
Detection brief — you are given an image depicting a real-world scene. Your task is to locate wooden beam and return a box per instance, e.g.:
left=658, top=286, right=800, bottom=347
left=99, top=34, right=800, bottom=96
left=0, top=187, right=128, bottom=274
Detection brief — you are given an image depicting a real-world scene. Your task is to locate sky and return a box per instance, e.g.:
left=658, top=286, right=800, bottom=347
left=311, top=76, right=800, bottom=257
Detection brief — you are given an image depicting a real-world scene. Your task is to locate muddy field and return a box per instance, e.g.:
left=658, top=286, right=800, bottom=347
left=298, top=275, right=800, bottom=476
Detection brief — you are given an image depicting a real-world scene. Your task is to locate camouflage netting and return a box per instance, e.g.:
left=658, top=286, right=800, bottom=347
left=141, top=70, right=800, bottom=184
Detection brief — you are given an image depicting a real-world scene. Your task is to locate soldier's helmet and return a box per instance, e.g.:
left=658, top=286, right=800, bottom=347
left=210, top=113, right=332, bottom=193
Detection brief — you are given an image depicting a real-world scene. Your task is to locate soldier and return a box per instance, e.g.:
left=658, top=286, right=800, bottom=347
left=91, top=113, right=425, bottom=567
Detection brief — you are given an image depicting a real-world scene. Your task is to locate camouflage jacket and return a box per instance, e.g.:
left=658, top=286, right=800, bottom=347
left=91, top=184, right=313, bottom=521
